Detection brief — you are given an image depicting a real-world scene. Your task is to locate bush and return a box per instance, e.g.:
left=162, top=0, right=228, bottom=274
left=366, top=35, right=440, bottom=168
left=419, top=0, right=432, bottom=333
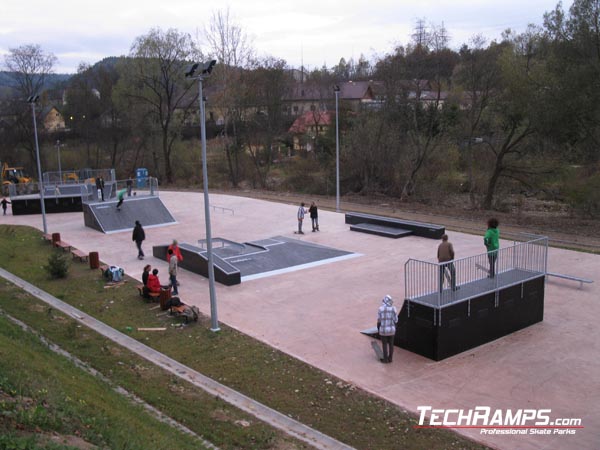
left=44, top=252, right=69, bottom=279
left=564, top=172, right=600, bottom=218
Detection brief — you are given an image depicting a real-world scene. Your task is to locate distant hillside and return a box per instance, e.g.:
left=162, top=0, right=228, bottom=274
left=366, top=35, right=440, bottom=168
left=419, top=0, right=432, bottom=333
left=0, top=72, right=72, bottom=93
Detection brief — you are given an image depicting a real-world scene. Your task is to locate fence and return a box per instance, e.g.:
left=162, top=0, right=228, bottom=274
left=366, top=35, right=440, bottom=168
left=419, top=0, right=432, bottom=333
left=404, top=236, right=548, bottom=308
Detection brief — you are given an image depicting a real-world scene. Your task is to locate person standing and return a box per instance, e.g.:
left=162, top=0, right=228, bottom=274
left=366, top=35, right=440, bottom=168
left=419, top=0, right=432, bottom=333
left=116, top=188, right=127, bottom=210
left=437, top=234, right=457, bottom=291
left=167, top=239, right=183, bottom=262
left=309, top=201, right=319, bottom=232
left=377, top=295, right=398, bottom=364
left=126, top=176, right=134, bottom=196
left=132, top=220, right=146, bottom=260
left=168, top=248, right=179, bottom=295
left=95, top=176, right=105, bottom=201
left=1, top=198, right=11, bottom=215
left=484, top=218, right=500, bottom=278
left=296, top=202, right=306, bottom=234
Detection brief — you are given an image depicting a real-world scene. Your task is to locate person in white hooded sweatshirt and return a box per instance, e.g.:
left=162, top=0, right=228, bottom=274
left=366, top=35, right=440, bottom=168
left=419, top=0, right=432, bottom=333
left=377, top=295, right=398, bottom=363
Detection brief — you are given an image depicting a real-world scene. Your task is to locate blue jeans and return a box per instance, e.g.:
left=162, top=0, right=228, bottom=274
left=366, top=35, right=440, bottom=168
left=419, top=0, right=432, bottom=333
left=170, top=274, right=178, bottom=294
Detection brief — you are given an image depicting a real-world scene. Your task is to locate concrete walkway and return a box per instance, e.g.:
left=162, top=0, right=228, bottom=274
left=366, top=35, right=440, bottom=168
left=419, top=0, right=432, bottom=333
left=3, top=191, right=599, bottom=450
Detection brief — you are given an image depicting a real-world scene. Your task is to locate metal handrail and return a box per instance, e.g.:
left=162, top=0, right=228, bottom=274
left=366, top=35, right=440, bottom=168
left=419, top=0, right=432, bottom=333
left=404, top=236, right=548, bottom=308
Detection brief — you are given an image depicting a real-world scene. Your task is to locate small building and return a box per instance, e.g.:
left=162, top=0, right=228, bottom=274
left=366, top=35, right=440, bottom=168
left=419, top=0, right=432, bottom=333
left=288, top=110, right=333, bottom=152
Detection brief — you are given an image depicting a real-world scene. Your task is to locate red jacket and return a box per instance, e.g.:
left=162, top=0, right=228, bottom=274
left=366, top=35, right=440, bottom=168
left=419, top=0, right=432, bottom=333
left=147, top=274, right=161, bottom=293
left=167, top=244, right=183, bottom=262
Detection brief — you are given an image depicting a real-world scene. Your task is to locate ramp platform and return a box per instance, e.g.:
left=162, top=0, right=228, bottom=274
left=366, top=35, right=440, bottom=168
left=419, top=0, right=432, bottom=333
left=83, top=196, right=176, bottom=233
left=153, top=236, right=358, bottom=286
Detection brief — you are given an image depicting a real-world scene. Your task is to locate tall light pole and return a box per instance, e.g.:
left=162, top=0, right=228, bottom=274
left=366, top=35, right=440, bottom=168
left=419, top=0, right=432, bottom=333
left=28, top=95, right=47, bottom=235
left=185, top=60, right=220, bottom=332
left=334, top=85, right=340, bottom=212
left=56, top=140, right=62, bottom=183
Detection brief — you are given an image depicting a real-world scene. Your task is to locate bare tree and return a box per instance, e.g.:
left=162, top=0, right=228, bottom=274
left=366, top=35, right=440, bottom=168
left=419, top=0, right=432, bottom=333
left=3, top=44, right=57, bottom=167
left=4, top=44, right=57, bottom=97
left=204, top=8, right=255, bottom=187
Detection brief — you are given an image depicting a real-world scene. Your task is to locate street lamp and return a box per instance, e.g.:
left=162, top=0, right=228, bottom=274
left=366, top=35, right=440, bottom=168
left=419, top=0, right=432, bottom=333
left=55, top=140, right=62, bottom=183
left=28, top=95, right=47, bottom=235
left=185, top=60, right=220, bottom=332
left=334, top=85, right=340, bottom=212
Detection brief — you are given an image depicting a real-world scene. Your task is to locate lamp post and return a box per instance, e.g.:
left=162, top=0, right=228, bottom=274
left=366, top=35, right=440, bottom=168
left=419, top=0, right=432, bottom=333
left=55, top=140, right=62, bottom=183
left=185, top=60, right=220, bottom=332
left=28, top=95, right=47, bottom=235
left=334, top=85, right=340, bottom=212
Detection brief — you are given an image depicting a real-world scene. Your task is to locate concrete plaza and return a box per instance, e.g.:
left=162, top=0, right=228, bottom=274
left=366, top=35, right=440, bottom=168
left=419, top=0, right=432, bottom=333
left=4, top=190, right=599, bottom=450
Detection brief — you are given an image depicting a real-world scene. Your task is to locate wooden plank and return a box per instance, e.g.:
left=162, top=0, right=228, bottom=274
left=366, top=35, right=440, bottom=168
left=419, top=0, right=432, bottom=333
left=137, top=327, right=167, bottom=331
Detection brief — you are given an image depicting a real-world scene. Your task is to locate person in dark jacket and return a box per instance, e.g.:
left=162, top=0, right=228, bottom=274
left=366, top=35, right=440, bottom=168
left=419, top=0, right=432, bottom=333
left=95, top=176, right=105, bottom=201
left=132, top=220, right=146, bottom=260
left=142, top=264, right=151, bottom=286
left=309, top=201, right=319, bottom=232
left=437, top=234, right=458, bottom=291
left=1, top=198, right=11, bottom=215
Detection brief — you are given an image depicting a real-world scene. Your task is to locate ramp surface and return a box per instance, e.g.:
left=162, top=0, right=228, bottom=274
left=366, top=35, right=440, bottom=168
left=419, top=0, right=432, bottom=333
left=83, top=196, right=176, bottom=233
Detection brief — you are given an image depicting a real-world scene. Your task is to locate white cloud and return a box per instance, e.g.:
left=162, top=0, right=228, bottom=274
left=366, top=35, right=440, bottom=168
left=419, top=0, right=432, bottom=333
left=0, top=0, right=573, bottom=73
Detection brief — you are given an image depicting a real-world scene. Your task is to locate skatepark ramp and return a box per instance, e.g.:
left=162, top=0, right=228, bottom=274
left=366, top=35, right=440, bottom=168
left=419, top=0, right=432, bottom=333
left=83, top=196, right=176, bottom=233
left=363, top=236, right=549, bottom=361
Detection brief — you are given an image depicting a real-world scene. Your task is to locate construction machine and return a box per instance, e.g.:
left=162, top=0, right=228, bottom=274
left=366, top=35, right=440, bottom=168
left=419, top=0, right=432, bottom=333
left=1, top=162, right=33, bottom=195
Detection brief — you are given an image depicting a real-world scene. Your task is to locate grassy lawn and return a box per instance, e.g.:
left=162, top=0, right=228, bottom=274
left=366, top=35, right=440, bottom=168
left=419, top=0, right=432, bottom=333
left=0, top=225, right=488, bottom=450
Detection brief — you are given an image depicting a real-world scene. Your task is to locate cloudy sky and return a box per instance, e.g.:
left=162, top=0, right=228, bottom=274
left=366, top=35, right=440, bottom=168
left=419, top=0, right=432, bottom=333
left=1, top=0, right=572, bottom=74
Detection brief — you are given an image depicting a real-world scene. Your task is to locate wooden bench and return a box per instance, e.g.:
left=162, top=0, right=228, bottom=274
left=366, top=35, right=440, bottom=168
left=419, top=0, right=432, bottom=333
left=71, top=249, right=88, bottom=262
left=55, top=241, right=71, bottom=252
left=136, top=284, right=160, bottom=301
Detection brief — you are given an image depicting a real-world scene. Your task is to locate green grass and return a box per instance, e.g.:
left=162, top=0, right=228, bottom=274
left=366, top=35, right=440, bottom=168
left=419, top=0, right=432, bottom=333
left=0, top=225, right=488, bottom=450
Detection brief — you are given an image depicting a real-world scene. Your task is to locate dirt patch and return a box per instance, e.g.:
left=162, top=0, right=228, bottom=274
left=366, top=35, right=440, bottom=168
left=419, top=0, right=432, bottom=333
left=223, top=189, right=600, bottom=252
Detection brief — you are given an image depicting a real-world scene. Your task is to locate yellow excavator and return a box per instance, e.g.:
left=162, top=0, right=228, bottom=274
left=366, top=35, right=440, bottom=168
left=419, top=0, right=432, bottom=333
left=1, top=162, right=33, bottom=194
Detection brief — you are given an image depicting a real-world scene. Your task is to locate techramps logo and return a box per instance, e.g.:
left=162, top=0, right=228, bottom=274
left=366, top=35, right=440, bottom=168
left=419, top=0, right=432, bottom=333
left=415, top=406, right=583, bottom=435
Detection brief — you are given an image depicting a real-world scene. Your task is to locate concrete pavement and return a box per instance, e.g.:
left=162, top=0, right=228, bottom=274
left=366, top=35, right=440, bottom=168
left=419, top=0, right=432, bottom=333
left=4, top=190, right=598, bottom=450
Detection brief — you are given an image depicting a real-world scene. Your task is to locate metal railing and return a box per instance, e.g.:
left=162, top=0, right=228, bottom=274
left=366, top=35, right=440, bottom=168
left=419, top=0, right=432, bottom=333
left=405, top=236, right=548, bottom=308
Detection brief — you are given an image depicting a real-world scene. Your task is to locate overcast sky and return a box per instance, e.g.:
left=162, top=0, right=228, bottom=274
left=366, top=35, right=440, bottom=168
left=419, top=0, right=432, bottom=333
left=1, top=0, right=572, bottom=74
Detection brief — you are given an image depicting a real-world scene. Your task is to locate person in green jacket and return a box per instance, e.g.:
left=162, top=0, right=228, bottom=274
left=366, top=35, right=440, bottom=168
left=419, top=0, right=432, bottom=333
left=116, top=188, right=127, bottom=211
left=484, top=218, right=500, bottom=278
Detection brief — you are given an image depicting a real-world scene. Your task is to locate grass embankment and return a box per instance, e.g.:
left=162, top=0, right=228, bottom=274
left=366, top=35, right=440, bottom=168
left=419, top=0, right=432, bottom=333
left=0, top=225, right=488, bottom=450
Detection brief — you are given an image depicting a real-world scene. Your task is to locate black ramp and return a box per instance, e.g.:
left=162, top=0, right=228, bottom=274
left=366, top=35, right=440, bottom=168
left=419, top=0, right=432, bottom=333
left=83, top=196, right=176, bottom=233
left=223, top=236, right=357, bottom=280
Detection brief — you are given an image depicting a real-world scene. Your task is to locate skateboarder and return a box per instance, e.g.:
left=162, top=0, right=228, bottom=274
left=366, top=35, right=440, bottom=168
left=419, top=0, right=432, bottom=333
left=309, top=201, right=319, bottom=232
left=296, top=202, right=306, bottom=234
left=116, top=188, right=127, bottom=210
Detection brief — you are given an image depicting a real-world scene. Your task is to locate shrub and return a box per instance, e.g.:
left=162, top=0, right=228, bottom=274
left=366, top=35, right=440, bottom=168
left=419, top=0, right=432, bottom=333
left=44, top=252, right=69, bottom=279
left=564, top=172, right=600, bottom=218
